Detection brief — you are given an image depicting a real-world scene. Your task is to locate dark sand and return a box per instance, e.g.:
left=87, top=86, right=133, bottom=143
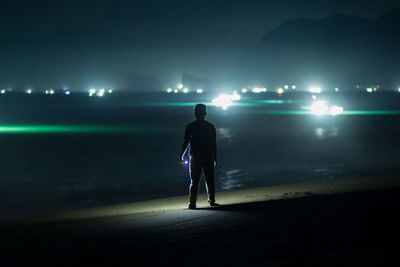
left=1, top=175, right=400, bottom=266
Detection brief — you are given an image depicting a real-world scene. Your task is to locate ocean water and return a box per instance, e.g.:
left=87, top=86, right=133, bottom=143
left=1, top=91, right=400, bottom=220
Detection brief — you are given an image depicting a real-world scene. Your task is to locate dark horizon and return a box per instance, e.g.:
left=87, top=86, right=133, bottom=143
left=0, top=0, right=399, bottom=91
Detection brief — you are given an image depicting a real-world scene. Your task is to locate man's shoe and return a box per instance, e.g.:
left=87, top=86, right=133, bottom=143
left=188, top=203, right=196, bottom=209
left=209, top=202, right=220, bottom=207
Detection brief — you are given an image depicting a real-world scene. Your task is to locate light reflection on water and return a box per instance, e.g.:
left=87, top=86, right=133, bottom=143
left=314, top=127, right=339, bottom=139
left=219, top=169, right=253, bottom=190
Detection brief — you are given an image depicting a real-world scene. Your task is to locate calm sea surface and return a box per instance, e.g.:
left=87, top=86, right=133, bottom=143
left=1, top=91, right=399, bottom=220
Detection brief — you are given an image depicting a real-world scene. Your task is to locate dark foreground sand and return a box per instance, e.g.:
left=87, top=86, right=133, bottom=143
left=1, top=174, right=400, bottom=267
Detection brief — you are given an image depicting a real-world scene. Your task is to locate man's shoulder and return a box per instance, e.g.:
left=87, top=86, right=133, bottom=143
left=186, top=121, right=197, bottom=128
left=186, top=120, right=215, bottom=129
left=204, top=120, right=216, bottom=128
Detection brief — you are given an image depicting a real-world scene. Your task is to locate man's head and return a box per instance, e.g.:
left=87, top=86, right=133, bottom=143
left=194, top=104, right=207, bottom=120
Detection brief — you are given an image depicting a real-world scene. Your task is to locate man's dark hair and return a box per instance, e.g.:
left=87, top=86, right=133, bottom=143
left=194, top=104, right=207, bottom=119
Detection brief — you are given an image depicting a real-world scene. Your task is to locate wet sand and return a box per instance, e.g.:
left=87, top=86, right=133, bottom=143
left=1, top=174, right=400, bottom=266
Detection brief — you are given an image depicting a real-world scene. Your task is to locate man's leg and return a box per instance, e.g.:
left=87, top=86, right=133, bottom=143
left=189, top=159, right=201, bottom=207
left=203, top=160, right=215, bottom=204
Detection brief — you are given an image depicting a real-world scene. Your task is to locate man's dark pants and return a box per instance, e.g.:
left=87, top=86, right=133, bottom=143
left=189, top=158, right=215, bottom=205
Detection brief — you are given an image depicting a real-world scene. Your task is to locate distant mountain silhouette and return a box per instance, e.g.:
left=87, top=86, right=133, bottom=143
left=239, top=8, right=400, bottom=88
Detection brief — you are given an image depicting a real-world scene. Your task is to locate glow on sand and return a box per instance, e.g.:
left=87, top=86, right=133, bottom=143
left=0, top=125, right=162, bottom=134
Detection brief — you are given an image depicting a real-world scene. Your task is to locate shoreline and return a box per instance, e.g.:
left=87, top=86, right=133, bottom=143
left=1, top=173, right=400, bottom=266
left=4, top=173, right=400, bottom=225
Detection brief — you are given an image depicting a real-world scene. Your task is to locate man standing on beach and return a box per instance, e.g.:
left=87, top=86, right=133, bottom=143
left=180, top=104, right=218, bottom=209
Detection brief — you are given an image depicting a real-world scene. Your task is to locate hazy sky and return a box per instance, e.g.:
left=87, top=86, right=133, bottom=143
left=0, top=0, right=398, bottom=89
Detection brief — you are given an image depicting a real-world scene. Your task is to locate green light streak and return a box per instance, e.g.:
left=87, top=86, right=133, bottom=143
left=256, top=100, right=295, bottom=104
left=135, top=102, right=211, bottom=107
left=342, top=110, right=400, bottom=115
left=0, top=125, right=163, bottom=134
left=251, top=110, right=400, bottom=116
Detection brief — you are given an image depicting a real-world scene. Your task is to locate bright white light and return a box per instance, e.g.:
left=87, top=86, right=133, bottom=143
left=174, top=89, right=178, bottom=94
left=335, top=88, right=339, bottom=92
left=97, top=89, right=105, bottom=97
left=212, top=92, right=242, bottom=110
left=329, top=105, right=344, bottom=116
left=108, top=89, right=113, bottom=94
left=312, top=94, right=317, bottom=100
left=1, top=89, right=6, bottom=94
left=277, top=88, right=284, bottom=94
left=398, top=88, right=400, bottom=93
left=212, top=94, right=233, bottom=110
left=309, top=87, right=322, bottom=94
left=65, top=90, right=71, bottom=95
left=178, top=84, right=183, bottom=89
left=89, top=88, right=96, bottom=97
left=292, top=85, right=296, bottom=89
left=167, top=88, right=172, bottom=93
left=366, top=88, right=373, bottom=93
left=183, top=88, right=189, bottom=93
left=284, top=85, right=289, bottom=89
left=26, top=89, right=32, bottom=94
left=310, top=100, right=344, bottom=116
left=196, top=89, right=203, bottom=94
left=252, top=88, right=266, bottom=93
left=230, top=92, right=241, bottom=101
left=241, top=88, right=248, bottom=93
left=50, top=89, right=54, bottom=95
left=311, top=100, right=329, bottom=115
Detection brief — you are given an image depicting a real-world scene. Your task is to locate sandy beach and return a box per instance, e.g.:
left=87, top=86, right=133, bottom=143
left=1, top=174, right=400, bottom=266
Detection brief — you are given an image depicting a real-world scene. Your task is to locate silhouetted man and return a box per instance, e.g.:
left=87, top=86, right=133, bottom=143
left=180, top=104, right=217, bottom=209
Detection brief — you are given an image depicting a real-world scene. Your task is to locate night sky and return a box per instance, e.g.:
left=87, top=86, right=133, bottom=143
left=0, top=0, right=398, bottom=90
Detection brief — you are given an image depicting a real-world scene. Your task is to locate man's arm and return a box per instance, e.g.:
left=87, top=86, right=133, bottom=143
left=180, top=139, right=189, bottom=162
left=180, top=126, right=190, bottom=163
left=212, top=125, right=217, bottom=166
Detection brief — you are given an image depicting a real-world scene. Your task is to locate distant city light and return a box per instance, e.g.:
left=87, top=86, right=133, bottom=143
left=183, top=88, right=189, bottom=93
left=184, top=160, right=189, bottom=165
left=241, top=88, right=248, bottom=93
left=1, top=89, right=6, bottom=94
left=335, top=88, right=339, bottom=92
left=26, top=89, right=32, bottom=94
left=284, top=85, right=289, bottom=89
left=178, top=84, right=183, bottom=89
left=277, top=88, right=284, bottom=94
left=252, top=88, right=267, bottom=93
left=196, top=89, right=203, bottom=94
left=174, top=89, right=178, bottom=93
left=309, top=87, right=322, bottom=93
left=45, top=90, right=49, bottom=95
left=89, top=88, right=96, bottom=97
left=312, top=94, right=317, bottom=100
left=366, top=88, right=373, bottom=93
left=97, top=89, right=105, bottom=97
left=329, top=105, right=344, bottom=116
left=64, top=90, right=71, bottom=95
left=398, top=88, right=400, bottom=93
left=292, top=85, right=296, bottom=89
left=167, top=88, right=172, bottom=93
left=230, top=92, right=241, bottom=101
left=108, top=89, right=113, bottom=94
left=50, top=89, right=54, bottom=95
